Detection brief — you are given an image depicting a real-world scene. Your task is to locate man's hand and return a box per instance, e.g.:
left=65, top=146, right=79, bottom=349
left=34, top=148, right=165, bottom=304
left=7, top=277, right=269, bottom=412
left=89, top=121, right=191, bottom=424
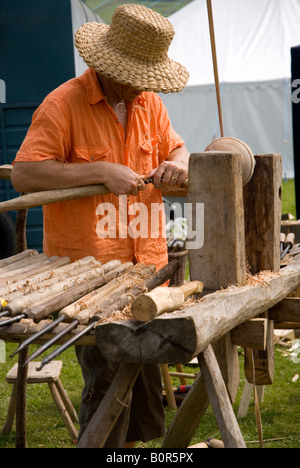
left=147, top=145, right=190, bottom=188
left=103, top=163, right=145, bottom=196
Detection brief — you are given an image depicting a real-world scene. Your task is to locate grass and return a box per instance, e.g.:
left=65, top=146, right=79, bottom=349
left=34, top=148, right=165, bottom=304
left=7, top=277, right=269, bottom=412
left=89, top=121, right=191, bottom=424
left=0, top=179, right=299, bottom=448
left=0, top=343, right=299, bottom=448
left=281, top=179, right=296, bottom=218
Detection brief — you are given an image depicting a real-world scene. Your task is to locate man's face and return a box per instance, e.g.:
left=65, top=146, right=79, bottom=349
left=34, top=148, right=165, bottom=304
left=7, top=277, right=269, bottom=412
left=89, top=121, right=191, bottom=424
left=111, top=80, right=143, bottom=102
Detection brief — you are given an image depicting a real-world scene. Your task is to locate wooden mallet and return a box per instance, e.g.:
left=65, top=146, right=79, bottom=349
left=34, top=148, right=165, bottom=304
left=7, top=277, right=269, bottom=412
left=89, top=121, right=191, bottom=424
left=131, top=281, right=204, bottom=322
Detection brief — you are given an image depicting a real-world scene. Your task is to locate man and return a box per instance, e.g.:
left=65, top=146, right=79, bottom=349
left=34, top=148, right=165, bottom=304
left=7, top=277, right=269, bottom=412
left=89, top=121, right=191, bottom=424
left=12, top=4, right=189, bottom=447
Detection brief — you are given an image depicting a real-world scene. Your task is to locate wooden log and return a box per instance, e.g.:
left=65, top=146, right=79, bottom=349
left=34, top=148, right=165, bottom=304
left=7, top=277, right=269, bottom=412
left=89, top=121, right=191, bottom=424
left=102, top=258, right=180, bottom=315
left=95, top=255, right=300, bottom=364
left=131, top=281, right=203, bottom=322
left=59, top=263, right=153, bottom=323
left=231, top=318, right=268, bottom=351
left=0, top=249, right=38, bottom=269
left=0, top=253, right=48, bottom=275
left=0, top=256, right=70, bottom=289
left=6, top=262, right=128, bottom=316
left=74, top=264, right=156, bottom=325
left=0, top=256, right=103, bottom=298
left=23, top=261, right=125, bottom=322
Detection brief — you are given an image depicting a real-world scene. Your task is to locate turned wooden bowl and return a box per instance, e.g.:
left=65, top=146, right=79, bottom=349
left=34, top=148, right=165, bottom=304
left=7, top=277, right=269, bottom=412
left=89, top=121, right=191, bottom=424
left=205, top=137, right=256, bottom=185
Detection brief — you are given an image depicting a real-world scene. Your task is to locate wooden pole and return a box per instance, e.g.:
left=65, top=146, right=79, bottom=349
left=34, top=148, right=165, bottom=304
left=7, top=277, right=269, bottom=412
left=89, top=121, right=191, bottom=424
left=206, top=0, right=224, bottom=138
left=15, top=348, right=29, bottom=448
left=243, top=154, right=282, bottom=386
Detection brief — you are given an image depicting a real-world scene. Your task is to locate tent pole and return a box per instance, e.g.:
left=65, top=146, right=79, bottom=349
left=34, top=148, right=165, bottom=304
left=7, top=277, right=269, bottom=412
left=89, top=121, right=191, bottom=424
left=206, top=0, right=224, bottom=138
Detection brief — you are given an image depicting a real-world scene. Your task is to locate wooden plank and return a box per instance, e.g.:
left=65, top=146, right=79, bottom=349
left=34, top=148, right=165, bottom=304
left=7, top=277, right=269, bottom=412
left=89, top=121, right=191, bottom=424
left=95, top=255, right=300, bottom=364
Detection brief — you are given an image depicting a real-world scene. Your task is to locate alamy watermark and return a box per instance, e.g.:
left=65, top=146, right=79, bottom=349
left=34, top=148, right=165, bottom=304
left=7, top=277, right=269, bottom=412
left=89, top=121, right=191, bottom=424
left=95, top=196, right=204, bottom=250
left=292, top=79, right=300, bottom=104
left=0, top=79, right=6, bottom=103
left=0, top=340, right=5, bottom=364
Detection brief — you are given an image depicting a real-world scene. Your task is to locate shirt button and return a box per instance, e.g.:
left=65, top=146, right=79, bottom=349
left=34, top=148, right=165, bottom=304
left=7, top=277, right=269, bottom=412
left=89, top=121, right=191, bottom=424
left=116, top=119, right=120, bottom=123
left=90, top=156, right=94, bottom=161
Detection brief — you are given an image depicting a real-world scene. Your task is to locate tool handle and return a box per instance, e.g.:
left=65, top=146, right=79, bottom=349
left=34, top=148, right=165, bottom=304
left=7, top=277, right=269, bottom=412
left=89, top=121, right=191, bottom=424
left=285, top=232, right=295, bottom=247
left=280, top=232, right=286, bottom=244
left=179, top=281, right=204, bottom=299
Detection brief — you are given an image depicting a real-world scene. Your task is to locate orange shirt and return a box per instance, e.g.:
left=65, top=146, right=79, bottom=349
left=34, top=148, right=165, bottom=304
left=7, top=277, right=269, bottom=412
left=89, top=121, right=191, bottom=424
left=15, top=68, right=184, bottom=271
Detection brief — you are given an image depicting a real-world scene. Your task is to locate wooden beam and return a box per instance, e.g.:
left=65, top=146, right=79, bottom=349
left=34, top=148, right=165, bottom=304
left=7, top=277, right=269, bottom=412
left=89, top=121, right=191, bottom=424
left=95, top=255, right=300, bottom=364
left=231, top=318, right=268, bottom=350
left=269, top=297, right=300, bottom=323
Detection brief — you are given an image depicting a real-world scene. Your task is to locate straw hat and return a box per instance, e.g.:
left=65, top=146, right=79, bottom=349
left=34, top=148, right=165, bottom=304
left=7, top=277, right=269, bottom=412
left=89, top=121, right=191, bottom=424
left=75, top=3, right=189, bottom=94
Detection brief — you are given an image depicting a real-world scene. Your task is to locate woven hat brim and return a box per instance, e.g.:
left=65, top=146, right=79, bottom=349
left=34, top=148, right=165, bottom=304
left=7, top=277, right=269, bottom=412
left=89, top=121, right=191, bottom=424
left=75, top=22, right=189, bottom=93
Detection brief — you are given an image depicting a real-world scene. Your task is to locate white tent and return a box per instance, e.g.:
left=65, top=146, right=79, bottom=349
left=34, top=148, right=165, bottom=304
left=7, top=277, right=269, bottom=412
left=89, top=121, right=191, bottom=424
left=161, top=0, right=300, bottom=178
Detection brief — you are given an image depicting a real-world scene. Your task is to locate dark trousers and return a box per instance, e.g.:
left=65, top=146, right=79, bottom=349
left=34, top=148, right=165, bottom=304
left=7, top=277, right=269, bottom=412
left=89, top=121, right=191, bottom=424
left=75, top=345, right=166, bottom=447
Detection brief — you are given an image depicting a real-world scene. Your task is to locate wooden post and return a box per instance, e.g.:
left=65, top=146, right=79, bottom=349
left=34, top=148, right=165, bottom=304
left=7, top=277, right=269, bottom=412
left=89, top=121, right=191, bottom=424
left=187, top=151, right=245, bottom=402
left=15, top=348, right=29, bottom=448
left=163, top=151, right=247, bottom=447
left=243, top=154, right=282, bottom=275
left=243, top=154, right=282, bottom=385
left=188, top=152, right=246, bottom=291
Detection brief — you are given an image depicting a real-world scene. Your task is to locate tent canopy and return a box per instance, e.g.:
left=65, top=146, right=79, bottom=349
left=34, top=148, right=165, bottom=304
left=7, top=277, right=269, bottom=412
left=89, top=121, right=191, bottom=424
left=161, top=0, right=300, bottom=178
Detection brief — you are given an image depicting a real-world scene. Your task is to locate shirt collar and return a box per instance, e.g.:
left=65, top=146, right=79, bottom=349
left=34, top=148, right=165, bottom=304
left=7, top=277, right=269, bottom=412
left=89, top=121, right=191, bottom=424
left=85, top=68, right=105, bottom=105
left=85, top=68, right=148, bottom=106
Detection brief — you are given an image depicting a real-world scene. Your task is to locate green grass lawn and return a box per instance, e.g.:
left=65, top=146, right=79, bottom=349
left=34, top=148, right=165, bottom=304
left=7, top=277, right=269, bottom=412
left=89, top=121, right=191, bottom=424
left=0, top=179, right=299, bottom=448
left=0, top=343, right=299, bottom=448
left=281, top=179, right=296, bottom=218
